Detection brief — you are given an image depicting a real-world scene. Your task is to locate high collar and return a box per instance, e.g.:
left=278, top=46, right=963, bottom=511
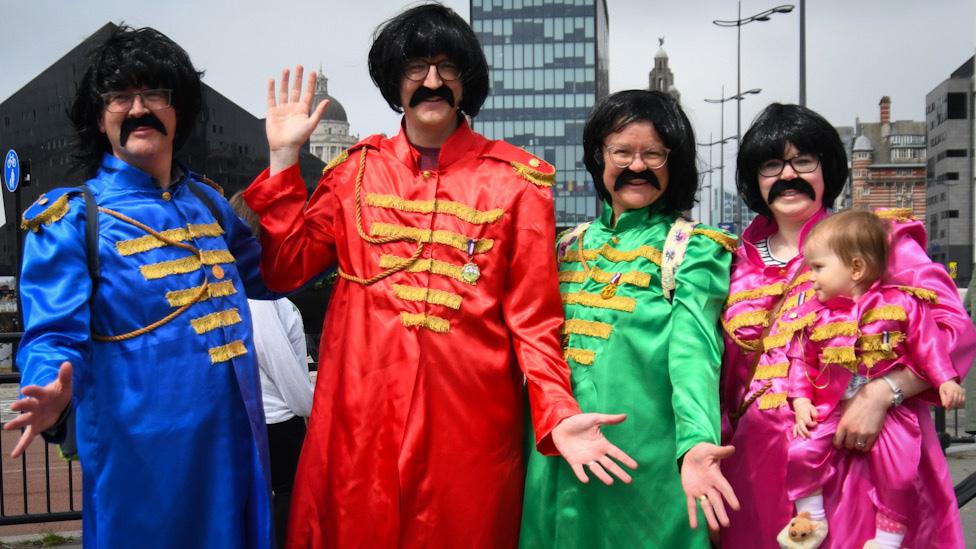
left=90, top=153, right=187, bottom=193
left=595, top=200, right=669, bottom=233
left=740, top=208, right=829, bottom=266
left=389, top=116, right=481, bottom=172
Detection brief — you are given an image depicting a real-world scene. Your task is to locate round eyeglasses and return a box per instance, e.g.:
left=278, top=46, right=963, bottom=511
left=100, top=89, right=173, bottom=113
left=604, top=146, right=670, bottom=170
left=758, top=154, right=821, bottom=177
left=403, top=60, right=461, bottom=82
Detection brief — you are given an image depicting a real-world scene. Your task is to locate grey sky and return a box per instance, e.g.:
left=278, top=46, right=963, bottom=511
left=2, top=0, right=974, bottom=184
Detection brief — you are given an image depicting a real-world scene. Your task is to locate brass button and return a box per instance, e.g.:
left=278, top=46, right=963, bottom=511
left=421, top=170, right=432, bottom=179
left=38, top=195, right=48, bottom=205
left=611, top=236, right=620, bottom=244
left=529, top=158, right=541, bottom=168
left=778, top=268, right=787, bottom=276
left=212, top=265, right=225, bottom=279
left=162, top=191, right=172, bottom=201
left=789, top=312, right=798, bottom=319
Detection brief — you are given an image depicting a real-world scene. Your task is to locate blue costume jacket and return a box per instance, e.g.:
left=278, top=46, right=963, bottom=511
left=17, top=154, right=273, bottom=548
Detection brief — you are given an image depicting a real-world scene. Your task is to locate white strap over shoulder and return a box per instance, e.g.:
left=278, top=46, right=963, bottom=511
left=661, top=216, right=699, bottom=302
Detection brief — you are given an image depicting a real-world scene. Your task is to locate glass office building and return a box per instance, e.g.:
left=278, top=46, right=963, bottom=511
left=470, top=0, right=609, bottom=229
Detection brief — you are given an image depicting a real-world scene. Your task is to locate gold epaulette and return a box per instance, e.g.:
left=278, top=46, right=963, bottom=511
left=511, top=160, right=555, bottom=188
left=691, top=227, right=738, bottom=253
left=199, top=175, right=225, bottom=196
left=875, top=208, right=915, bottom=222
left=21, top=189, right=78, bottom=233
left=896, top=285, right=938, bottom=304
left=322, top=149, right=350, bottom=176
left=480, top=140, right=555, bottom=188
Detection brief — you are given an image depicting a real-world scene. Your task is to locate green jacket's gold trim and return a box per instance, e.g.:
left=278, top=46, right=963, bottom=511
left=562, top=319, right=613, bottom=340
left=558, top=268, right=651, bottom=288
left=370, top=223, right=493, bottom=254
left=726, top=282, right=785, bottom=307
left=21, top=194, right=71, bottom=232
left=561, top=245, right=662, bottom=266
left=391, top=284, right=462, bottom=310
left=861, top=305, right=907, bottom=324
left=366, top=194, right=504, bottom=225
left=758, top=392, right=788, bottom=410
left=140, top=250, right=235, bottom=280
left=564, top=347, right=595, bottom=366
left=166, top=280, right=237, bottom=307
left=116, top=223, right=225, bottom=256
left=400, top=311, right=450, bottom=333
left=810, top=321, right=858, bottom=341
left=379, top=254, right=472, bottom=285
left=754, top=362, right=789, bottom=380
left=191, top=308, right=242, bottom=335
left=511, top=161, right=555, bottom=188
left=561, top=290, right=636, bottom=313
left=322, top=149, right=349, bottom=175
left=209, top=340, right=247, bottom=364
left=896, top=286, right=938, bottom=304
left=691, top=228, right=738, bottom=253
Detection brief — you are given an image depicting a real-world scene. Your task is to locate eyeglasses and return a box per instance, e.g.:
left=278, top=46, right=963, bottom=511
left=403, top=60, right=462, bottom=82
left=100, top=89, right=173, bottom=113
left=604, top=146, right=670, bottom=169
left=758, top=154, right=821, bottom=177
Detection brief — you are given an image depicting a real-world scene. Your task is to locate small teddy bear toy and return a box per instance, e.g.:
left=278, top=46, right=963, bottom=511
left=776, top=511, right=829, bottom=548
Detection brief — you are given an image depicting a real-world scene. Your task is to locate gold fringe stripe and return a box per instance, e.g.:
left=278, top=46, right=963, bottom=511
left=562, top=291, right=637, bottom=313
left=820, top=346, right=857, bottom=367
left=726, top=282, right=785, bottom=307
left=391, top=284, right=462, bottom=310
left=511, top=161, right=555, bottom=188
left=209, top=340, right=247, bottom=364
left=22, top=194, right=71, bottom=232
left=758, top=392, right=788, bottom=410
left=787, top=272, right=812, bottom=291
left=370, top=223, right=493, bottom=254
left=762, top=312, right=817, bottom=351
left=564, top=347, right=595, bottom=366
left=140, top=250, right=235, bottom=280
left=875, top=208, right=914, bottom=222
left=810, top=321, right=858, bottom=341
left=562, top=319, right=613, bottom=340
left=723, top=309, right=770, bottom=333
left=691, top=228, right=738, bottom=252
left=366, top=194, right=504, bottom=225
left=897, top=286, right=938, bottom=304
left=116, top=223, right=224, bottom=256
left=558, top=268, right=651, bottom=288
left=561, top=245, right=662, bottom=266
left=166, top=280, right=237, bottom=307
left=322, top=149, right=349, bottom=175
left=400, top=311, right=450, bottom=333
left=191, top=308, right=242, bottom=335
left=378, top=254, right=471, bottom=285
left=783, top=289, right=815, bottom=312
left=862, top=350, right=897, bottom=369
left=858, top=331, right=906, bottom=352
left=861, top=305, right=907, bottom=324
left=754, top=362, right=789, bottom=380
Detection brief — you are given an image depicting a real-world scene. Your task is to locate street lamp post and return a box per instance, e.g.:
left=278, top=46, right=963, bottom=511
left=704, top=87, right=758, bottom=226
left=714, top=1, right=794, bottom=230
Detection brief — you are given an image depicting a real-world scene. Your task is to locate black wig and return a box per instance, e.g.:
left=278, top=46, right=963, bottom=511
left=736, top=103, right=847, bottom=219
left=69, top=24, right=203, bottom=177
left=367, top=3, right=489, bottom=117
left=583, top=90, right=699, bottom=214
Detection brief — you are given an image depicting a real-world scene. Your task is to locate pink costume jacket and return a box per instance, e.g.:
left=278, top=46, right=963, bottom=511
left=783, top=284, right=957, bottom=525
left=720, top=208, right=976, bottom=548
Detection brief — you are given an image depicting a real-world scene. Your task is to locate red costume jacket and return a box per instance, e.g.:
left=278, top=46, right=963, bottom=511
left=244, top=120, right=581, bottom=548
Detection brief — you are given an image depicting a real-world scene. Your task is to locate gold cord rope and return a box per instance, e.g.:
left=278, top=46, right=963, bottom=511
left=337, top=147, right=425, bottom=286
left=90, top=206, right=212, bottom=342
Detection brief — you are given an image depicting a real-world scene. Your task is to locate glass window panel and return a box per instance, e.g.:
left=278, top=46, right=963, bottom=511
left=545, top=70, right=554, bottom=89
left=504, top=95, right=513, bottom=109
left=545, top=121, right=554, bottom=137
left=576, top=42, right=584, bottom=57
left=504, top=19, right=513, bottom=36
left=545, top=95, right=554, bottom=108
left=516, top=120, right=524, bottom=134
left=525, top=95, right=533, bottom=108
left=503, top=70, right=513, bottom=90
left=576, top=67, right=584, bottom=82
left=514, top=44, right=523, bottom=69
left=515, top=96, right=524, bottom=109
left=556, top=69, right=565, bottom=89
left=504, top=44, right=513, bottom=67
left=555, top=17, right=564, bottom=40
left=585, top=46, right=594, bottom=65
left=534, top=44, right=543, bottom=66
left=514, top=0, right=522, bottom=7
left=484, top=0, right=491, bottom=11
left=585, top=68, right=594, bottom=81
left=514, top=69, right=523, bottom=89
left=555, top=95, right=564, bottom=108
left=504, top=0, right=512, bottom=8
left=585, top=17, right=594, bottom=38
left=535, top=68, right=544, bottom=87
left=524, top=42, right=533, bottom=67
left=544, top=18, right=553, bottom=38
left=544, top=43, right=554, bottom=64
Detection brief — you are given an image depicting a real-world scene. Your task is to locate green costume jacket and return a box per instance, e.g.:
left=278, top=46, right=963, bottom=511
left=521, top=203, right=735, bottom=548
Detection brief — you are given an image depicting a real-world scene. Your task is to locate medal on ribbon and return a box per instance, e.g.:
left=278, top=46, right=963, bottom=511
left=601, top=272, right=622, bottom=299
left=462, top=239, right=481, bottom=283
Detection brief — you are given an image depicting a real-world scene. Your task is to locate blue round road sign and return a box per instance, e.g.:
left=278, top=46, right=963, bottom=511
left=4, top=150, right=19, bottom=193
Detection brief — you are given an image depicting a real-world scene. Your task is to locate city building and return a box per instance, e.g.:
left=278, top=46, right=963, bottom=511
left=925, top=56, right=974, bottom=286
left=309, top=68, right=358, bottom=164
left=849, top=96, right=927, bottom=222
left=0, top=23, right=325, bottom=277
left=648, top=38, right=680, bottom=103
left=833, top=125, right=855, bottom=209
left=470, top=0, right=609, bottom=229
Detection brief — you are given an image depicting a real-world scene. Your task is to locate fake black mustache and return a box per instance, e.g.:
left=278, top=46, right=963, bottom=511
left=767, top=178, right=816, bottom=204
left=119, top=115, right=168, bottom=147
left=409, top=86, right=456, bottom=108
left=614, top=169, right=661, bottom=191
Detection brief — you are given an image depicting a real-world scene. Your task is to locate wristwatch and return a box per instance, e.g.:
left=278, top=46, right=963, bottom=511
left=881, top=375, right=904, bottom=407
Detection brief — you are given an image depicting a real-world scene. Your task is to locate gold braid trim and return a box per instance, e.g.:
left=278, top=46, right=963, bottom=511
left=379, top=254, right=471, bottom=285
left=322, top=149, right=349, bottom=175
left=399, top=312, right=450, bottom=333
left=562, top=291, right=637, bottom=313
left=691, top=228, right=738, bottom=252
left=762, top=312, right=817, bottom=351
left=558, top=268, right=651, bottom=288
left=391, top=284, right=462, bottom=310
left=726, top=283, right=785, bottom=307
left=166, top=280, right=237, bottom=307
left=511, top=161, right=555, bottom=188
left=564, top=347, right=595, bottom=366
left=116, top=223, right=225, bottom=256
left=755, top=362, right=789, bottom=380
left=370, top=223, right=493, bottom=254
left=861, top=305, right=907, bottom=324
left=758, top=392, right=788, bottom=410
left=366, top=194, right=504, bottom=225
left=820, top=347, right=857, bottom=369
left=875, top=208, right=915, bottom=222
left=862, top=350, right=897, bottom=369
left=139, top=250, right=235, bottom=280
left=190, top=308, right=242, bottom=335
left=724, top=309, right=770, bottom=333
left=562, top=319, right=613, bottom=340
left=783, top=289, right=815, bottom=312
left=22, top=194, right=71, bottom=232
left=896, top=286, right=938, bottom=304
left=858, top=331, right=906, bottom=351
left=810, top=321, right=859, bottom=341
left=561, top=245, right=662, bottom=266
left=209, top=340, right=248, bottom=364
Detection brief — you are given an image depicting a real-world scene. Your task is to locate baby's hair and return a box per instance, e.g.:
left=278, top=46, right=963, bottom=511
left=805, top=209, right=889, bottom=285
